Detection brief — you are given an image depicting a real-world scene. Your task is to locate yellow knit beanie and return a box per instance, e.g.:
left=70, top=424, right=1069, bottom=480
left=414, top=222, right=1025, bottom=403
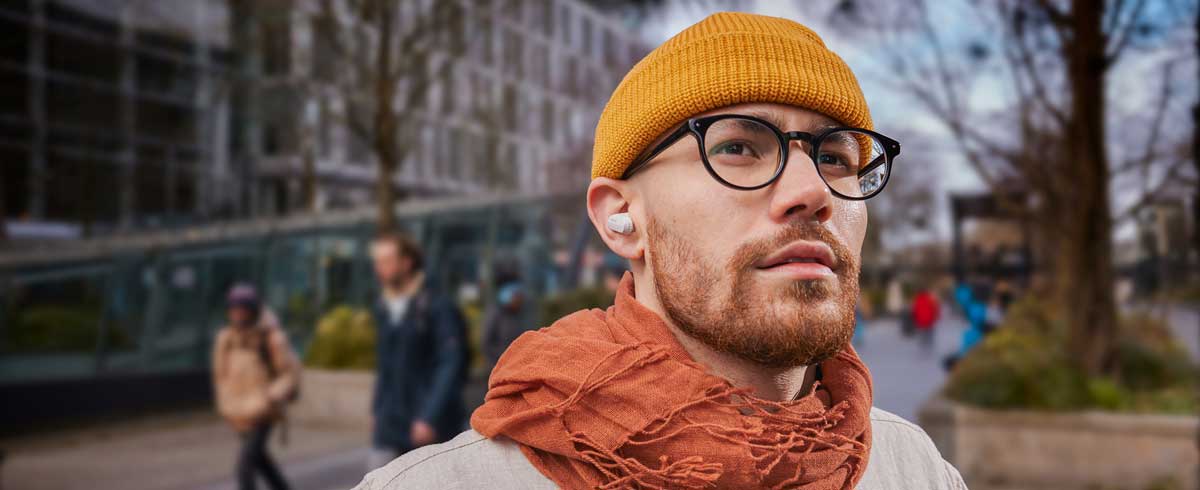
left=591, top=12, right=872, bottom=180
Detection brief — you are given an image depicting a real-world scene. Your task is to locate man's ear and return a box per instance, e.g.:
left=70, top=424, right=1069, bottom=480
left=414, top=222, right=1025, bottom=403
left=586, top=177, right=644, bottom=261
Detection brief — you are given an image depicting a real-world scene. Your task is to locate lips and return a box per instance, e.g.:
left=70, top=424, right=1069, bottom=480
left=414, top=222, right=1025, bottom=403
left=755, top=241, right=838, bottom=271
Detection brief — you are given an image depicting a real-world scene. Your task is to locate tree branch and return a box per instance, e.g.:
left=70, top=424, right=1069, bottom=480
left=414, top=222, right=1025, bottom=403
left=1006, top=2, right=1070, bottom=127
left=1105, top=0, right=1149, bottom=65
left=1114, top=156, right=1194, bottom=223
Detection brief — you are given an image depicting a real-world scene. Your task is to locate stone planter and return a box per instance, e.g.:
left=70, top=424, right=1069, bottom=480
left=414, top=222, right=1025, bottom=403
left=290, top=368, right=375, bottom=432
left=919, top=396, right=1199, bottom=490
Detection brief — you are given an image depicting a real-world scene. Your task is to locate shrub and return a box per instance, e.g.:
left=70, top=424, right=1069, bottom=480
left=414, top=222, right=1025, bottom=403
left=944, top=296, right=1198, bottom=414
left=4, top=305, right=131, bottom=353
left=459, top=300, right=486, bottom=372
left=540, top=286, right=614, bottom=323
left=304, top=306, right=376, bottom=370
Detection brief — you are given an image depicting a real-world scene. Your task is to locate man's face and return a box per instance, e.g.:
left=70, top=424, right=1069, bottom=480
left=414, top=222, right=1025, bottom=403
left=371, top=241, right=411, bottom=289
left=634, top=102, right=868, bottom=368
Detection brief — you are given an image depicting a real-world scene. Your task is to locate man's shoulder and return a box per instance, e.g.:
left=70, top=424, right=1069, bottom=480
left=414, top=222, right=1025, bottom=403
left=869, top=406, right=927, bottom=433
left=352, top=430, right=555, bottom=490
left=352, top=411, right=965, bottom=490
left=863, top=407, right=968, bottom=490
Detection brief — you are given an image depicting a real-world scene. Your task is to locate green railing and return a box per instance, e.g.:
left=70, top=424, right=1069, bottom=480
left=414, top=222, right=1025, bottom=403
left=0, top=192, right=586, bottom=385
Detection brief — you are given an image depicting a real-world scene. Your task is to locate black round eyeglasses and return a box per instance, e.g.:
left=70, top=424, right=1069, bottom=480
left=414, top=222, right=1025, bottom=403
left=620, top=114, right=901, bottom=201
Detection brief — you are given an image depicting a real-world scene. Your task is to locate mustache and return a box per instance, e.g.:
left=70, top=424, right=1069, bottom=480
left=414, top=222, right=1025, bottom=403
left=729, top=222, right=855, bottom=274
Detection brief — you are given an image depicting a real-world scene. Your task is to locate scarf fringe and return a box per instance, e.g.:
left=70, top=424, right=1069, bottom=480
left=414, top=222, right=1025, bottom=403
left=550, top=344, right=867, bottom=489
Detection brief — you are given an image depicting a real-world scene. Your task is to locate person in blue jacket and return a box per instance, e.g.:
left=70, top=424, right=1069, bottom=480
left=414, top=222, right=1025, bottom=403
left=366, top=232, right=467, bottom=471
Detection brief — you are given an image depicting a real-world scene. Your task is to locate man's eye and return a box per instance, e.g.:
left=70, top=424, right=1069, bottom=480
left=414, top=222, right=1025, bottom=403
left=711, top=142, right=757, bottom=157
left=817, top=153, right=848, bottom=166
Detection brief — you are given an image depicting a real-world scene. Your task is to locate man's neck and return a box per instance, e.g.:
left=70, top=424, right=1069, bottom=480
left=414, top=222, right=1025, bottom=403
left=630, top=270, right=815, bottom=402
left=667, top=322, right=813, bottom=402
left=382, top=271, right=424, bottom=300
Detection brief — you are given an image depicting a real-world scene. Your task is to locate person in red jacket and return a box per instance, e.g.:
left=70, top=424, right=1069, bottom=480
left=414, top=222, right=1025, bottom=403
left=911, top=288, right=941, bottom=353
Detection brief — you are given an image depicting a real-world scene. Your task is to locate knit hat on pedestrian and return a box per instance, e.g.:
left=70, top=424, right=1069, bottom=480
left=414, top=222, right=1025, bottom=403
left=591, top=12, right=872, bottom=180
left=226, top=283, right=261, bottom=312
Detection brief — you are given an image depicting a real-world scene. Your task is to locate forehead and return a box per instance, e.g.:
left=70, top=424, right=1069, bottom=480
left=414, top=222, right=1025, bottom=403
left=697, top=102, right=842, bottom=131
left=638, top=103, right=843, bottom=156
left=370, top=241, right=398, bottom=257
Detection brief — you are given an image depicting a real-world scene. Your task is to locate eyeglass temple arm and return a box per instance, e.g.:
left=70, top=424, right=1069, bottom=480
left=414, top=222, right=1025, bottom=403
left=620, top=123, right=692, bottom=179
left=857, top=155, right=886, bottom=178
left=855, top=138, right=900, bottom=178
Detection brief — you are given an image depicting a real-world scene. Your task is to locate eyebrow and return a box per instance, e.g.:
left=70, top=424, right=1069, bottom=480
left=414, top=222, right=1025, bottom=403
left=739, top=109, right=788, bottom=130
left=823, top=131, right=857, bottom=145
left=737, top=109, right=843, bottom=133
left=732, top=117, right=777, bottom=135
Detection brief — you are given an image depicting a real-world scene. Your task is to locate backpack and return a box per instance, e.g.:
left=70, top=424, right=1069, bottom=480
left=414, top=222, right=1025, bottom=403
left=258, top=327, right=300, bottom=403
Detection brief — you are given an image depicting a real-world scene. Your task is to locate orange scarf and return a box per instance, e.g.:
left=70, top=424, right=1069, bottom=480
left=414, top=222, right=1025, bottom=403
left=471, top=273, right=873, bottom=489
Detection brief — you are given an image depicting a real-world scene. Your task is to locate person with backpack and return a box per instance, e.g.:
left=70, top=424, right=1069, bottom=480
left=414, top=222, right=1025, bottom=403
left=366, top=231, right=468, bottom=471
left=212, top=283, right=300, bottom=490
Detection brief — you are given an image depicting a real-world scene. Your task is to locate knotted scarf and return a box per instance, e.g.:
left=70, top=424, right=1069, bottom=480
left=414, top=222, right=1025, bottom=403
left=471, top=272, right=873, bottom=489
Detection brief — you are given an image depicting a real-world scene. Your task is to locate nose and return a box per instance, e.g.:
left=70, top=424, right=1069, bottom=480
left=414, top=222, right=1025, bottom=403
left=767, top=144, right=833, bottom=223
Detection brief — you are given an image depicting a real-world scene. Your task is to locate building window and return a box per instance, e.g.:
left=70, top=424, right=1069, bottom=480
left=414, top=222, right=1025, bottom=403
left=262, top=122, right=285, bottom=156
left=580, top=15, right=592, bottom=56
left=558, top=5, right=573, bottom=47
left=470, top=12, right=493, bottom=65
left=310, top=17, right=336, bottom=82
left=541, top=98, right=553, bottom=141
left=261, top=19, right=291, bottom=76
left=317, top=99, right=332, bottom=158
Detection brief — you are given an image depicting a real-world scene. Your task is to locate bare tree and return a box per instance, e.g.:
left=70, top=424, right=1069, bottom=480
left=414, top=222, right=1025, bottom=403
left=834, top=0, right=1196, bottom=375
left=314, top=0, right=467, bottom=232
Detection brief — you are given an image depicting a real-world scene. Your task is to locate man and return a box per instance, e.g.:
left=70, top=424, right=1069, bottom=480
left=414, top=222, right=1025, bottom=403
left=212, top=284, right=299, bottom=490
left=355, top=12, right=967, bottom=489
left=366, top=232, right=467, bottom=471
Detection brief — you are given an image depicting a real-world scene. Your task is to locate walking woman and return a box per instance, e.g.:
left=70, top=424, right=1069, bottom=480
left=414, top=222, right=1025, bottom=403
left=212, top=284, right=300, bottom=490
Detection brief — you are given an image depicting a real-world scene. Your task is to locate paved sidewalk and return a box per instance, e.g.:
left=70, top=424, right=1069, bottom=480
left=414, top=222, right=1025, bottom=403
left=2, top=411, right=369, bottom=490
left=856, top=314, right=966, bottom=422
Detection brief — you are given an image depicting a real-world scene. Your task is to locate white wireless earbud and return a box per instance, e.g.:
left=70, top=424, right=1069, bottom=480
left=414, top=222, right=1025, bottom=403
left=606, top=213, right=635, bottom=235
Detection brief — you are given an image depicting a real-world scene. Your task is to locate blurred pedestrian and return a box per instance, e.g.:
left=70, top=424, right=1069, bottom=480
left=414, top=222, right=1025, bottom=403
left=853, top=290, right=872, bottom=348
left=962, top=292, right=989, bottom=353
left=482, top=269, right=533, bottom=368
left=953, top=281, right=972, bottom=316
left=885, top=279, right=905, bottom=317
left=911, top=287, right=941, bottom=353
left=367, top=232, right=467, bottom=471
left=212, top=283, right=300, bottom=490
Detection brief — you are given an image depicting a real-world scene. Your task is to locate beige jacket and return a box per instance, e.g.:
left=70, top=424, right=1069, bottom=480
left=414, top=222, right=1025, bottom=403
left=211, top=309, right=301, bottom=432
left=354, top=407, right=967, bottom=489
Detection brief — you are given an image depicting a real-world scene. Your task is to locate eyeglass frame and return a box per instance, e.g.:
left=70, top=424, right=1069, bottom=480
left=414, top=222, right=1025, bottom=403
left=618, top=113, right=901, bottom=201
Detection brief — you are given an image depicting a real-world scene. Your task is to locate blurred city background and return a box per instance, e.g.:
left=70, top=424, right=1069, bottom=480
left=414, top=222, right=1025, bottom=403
left=0, top=0, right=1197, bottom=489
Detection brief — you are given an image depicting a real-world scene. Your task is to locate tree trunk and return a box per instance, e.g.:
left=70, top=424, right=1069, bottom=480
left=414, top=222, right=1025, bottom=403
left=372, top=1, right=398, bottom=233
left=375, top=148, right=397, bottom=233
left=1057, top=0, right=1118, bottom=376
left=1192, top=6, right=1200, bottom=268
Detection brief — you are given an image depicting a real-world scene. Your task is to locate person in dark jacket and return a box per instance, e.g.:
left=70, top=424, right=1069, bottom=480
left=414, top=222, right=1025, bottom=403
left=366, top=232, right=467, bottom=471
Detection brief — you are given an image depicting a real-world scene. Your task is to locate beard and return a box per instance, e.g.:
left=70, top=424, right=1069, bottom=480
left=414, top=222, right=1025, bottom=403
left=647, top=217, right=860, bottom=368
